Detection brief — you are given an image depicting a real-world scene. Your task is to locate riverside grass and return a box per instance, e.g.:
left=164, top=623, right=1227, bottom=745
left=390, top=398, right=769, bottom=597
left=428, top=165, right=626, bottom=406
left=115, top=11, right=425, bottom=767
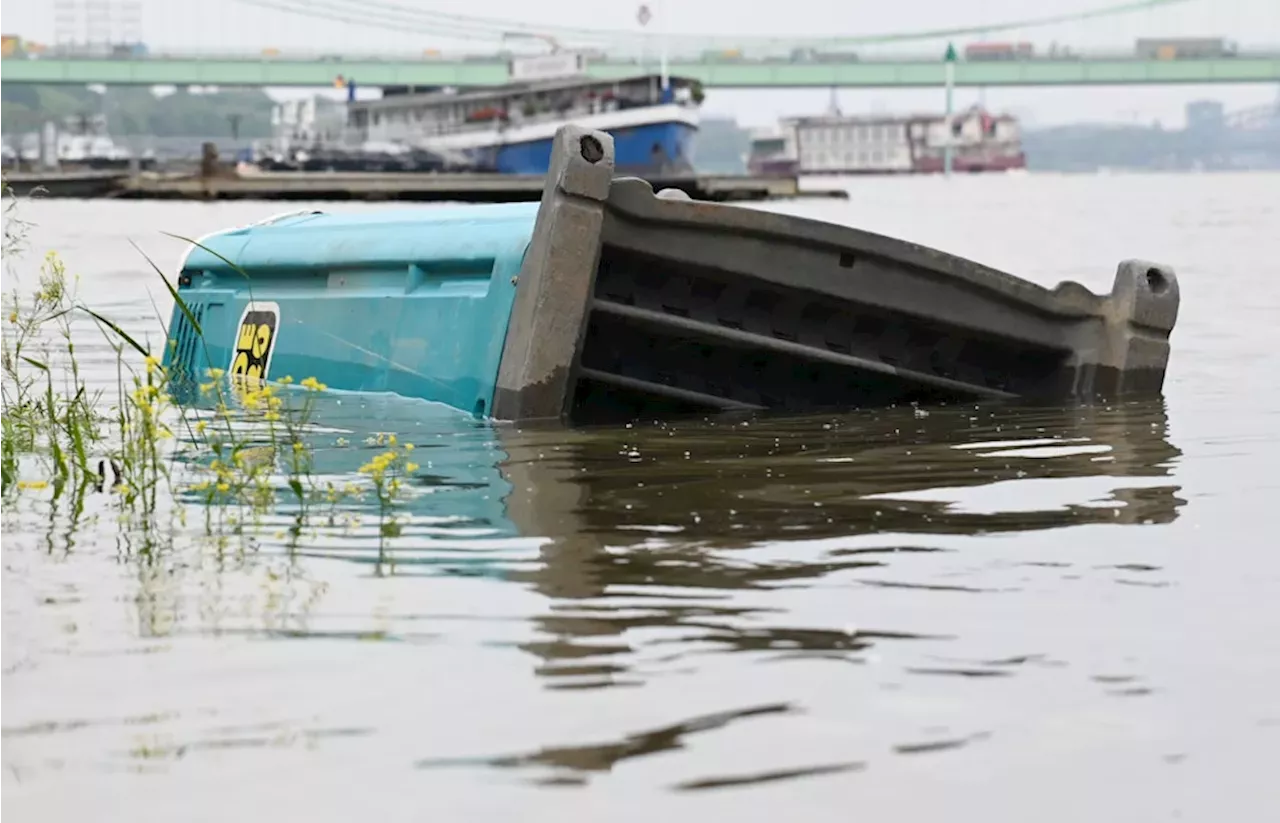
left=1, top=198, right=419, bottom=558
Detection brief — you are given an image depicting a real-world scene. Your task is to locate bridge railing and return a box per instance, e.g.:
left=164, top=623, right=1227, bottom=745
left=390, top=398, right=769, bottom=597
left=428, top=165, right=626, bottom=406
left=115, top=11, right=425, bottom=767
left=6, top=44, right=1280, bottom=64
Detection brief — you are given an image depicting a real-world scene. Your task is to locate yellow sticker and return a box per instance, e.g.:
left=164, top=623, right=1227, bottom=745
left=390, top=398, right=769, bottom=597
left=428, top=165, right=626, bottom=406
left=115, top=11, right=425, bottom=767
left=229, top=301, right=280, bottom=390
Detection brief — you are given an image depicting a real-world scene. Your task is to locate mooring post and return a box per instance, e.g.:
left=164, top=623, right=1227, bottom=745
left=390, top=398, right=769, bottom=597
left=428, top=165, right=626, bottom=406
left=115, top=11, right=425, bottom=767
left=39, top=121, right=59, bottom=171
left=200, top=141, right=219, bottom=200
left=491, top=125, right=616, bottom=421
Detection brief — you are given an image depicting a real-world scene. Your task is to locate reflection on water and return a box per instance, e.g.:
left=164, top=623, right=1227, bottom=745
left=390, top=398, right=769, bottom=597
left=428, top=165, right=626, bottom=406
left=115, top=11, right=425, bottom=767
left=4, top=393, right=1190, bottom=789
left=506, top=399, right=1184, bottom=545
left=281, top=395, right=1183, bottom=595
left=413, top=698, right=885, bottom=793
left=490, top=400, right=1185, bottom=697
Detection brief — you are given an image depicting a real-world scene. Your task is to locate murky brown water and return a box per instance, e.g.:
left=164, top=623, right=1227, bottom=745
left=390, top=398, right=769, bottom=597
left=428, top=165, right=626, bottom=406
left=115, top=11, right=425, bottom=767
left=4, top=172, right=1280, bottom=821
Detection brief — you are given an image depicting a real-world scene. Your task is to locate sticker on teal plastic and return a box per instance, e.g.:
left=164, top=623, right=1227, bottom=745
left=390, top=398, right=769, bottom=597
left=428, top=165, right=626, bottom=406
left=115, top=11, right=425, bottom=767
left=229, top=301, right=279, bottom=389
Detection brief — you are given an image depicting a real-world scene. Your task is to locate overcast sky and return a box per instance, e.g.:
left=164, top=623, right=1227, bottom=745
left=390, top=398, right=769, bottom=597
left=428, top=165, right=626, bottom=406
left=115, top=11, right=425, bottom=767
left=4, top=0, right=1278, bottom=126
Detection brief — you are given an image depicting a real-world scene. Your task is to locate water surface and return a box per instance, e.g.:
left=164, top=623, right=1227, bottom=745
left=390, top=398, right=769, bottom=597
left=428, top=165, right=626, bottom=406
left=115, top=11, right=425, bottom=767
left=4, top=172, right=1280, bottom=822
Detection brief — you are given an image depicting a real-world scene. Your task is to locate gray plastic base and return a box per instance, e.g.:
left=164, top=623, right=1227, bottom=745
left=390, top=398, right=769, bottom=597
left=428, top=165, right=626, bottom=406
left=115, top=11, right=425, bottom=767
left=494, top=125, right=1180, bottom=424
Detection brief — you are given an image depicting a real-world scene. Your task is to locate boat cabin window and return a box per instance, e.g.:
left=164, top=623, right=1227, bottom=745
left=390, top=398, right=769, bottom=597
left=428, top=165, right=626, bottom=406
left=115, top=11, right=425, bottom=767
left=345, top=75, right=693, bottom=143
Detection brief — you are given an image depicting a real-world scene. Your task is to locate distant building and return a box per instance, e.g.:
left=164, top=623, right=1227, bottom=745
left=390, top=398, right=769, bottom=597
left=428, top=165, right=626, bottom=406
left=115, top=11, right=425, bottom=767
left=1186, top=100, right=1225, bottom=133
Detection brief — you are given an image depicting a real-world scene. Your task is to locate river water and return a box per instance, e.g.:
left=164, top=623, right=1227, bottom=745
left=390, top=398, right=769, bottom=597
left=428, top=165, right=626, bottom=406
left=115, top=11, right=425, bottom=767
left=3, top=172, right=1279, bottom=821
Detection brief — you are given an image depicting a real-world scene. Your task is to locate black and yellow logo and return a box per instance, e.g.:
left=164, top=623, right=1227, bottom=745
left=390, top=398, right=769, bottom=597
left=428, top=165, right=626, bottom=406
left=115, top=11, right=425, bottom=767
left=230, top=302, right=279, bottom=389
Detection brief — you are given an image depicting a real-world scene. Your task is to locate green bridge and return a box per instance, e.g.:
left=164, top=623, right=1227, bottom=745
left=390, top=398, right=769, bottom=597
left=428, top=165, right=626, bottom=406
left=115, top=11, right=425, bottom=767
left=5, top=54, right=1280, bottom=88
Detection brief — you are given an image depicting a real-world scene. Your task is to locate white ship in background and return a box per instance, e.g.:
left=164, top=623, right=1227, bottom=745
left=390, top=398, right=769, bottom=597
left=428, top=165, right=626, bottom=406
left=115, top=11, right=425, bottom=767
left=254, top=51, right=702, bottom=175
left=6, top=113, right=153, bottom=169
left=748, top=103, right=1027, bottom=176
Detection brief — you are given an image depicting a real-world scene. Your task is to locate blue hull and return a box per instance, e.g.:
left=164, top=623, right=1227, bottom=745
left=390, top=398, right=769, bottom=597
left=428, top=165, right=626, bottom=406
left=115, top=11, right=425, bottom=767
left=483, top=120, right=697, bottom=175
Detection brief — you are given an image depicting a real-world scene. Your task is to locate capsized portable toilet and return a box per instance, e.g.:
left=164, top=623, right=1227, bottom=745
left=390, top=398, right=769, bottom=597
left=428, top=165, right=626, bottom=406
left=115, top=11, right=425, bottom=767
left=164, top=125, right=1180, bottom=423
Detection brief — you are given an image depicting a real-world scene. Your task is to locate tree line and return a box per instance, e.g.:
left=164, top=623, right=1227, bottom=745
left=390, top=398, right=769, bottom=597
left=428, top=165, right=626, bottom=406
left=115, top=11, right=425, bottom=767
left=1, top=84, right=282, bottom=138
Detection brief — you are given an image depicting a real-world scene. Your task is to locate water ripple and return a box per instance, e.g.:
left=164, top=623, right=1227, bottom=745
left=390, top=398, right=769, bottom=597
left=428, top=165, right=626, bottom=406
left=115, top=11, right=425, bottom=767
left=6, top=184, right=1280, bottom=820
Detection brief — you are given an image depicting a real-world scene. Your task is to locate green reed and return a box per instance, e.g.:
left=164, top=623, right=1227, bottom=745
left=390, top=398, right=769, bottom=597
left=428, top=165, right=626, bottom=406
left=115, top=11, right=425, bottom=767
left=1, top=196, right=414, bottom=554
left=2, top=252, right=106, bottom=497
